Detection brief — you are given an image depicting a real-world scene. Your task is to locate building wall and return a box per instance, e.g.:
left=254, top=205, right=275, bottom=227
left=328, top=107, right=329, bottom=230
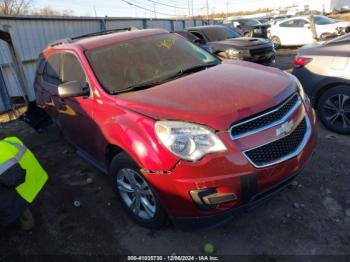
left=0, top=16, right=217, bottom=111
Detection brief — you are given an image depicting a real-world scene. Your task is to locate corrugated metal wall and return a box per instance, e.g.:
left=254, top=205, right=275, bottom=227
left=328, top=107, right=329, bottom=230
left=0, top=16, right=219, bottom=111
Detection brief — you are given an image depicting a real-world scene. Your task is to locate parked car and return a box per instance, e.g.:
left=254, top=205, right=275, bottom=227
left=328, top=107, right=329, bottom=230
left=185, top=25, right=275, bottom=64
left=35, top=28, right=317, bottom=229
left=268, top=15, right=350, bottom=48
left=224, top=18, right=270, bottom=38
left=292, top=34, right=350, bottom=134
left=174, top=30, right=212, bottom=52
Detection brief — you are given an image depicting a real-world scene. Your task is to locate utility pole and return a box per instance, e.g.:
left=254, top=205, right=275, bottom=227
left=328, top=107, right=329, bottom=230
left=192, top=0, right=194, bottom=17
left=226, top=1, right=229, bottom=19
left=188, top=0, right=191, bottom=18
left=153, top=3, right=156, bottom=18
left=93, top=6, right=97, bottom=17
left=206, top=0, right=209, bottom=22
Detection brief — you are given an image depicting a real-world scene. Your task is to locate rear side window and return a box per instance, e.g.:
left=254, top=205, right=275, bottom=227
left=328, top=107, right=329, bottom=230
left=175, top=31, right=199, bottom=42
left=61, top=53, right=86, bottom=86
left=189, top=31, right=205, bottom=40
left=43, top=53, right=61, bottom=86
left=280, top=19, right=309, bottom=28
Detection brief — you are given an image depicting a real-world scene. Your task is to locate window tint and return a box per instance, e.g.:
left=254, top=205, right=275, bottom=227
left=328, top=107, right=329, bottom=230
left=61, top=53, right=86, bottom=86
left=86, top=33, right=219, bottom=93
left=314, top=16, right=336, bottom=25
left=189, top=31, right=205, bottom=40
left=175, top=31, right=199, bottom=42
left=201, top=27, right=240, bottom=41
left=43, top=53, right=61, bottom=86
left=280, top=19, right=309, bottom=28
left=239, top=19, right=261, bottom=26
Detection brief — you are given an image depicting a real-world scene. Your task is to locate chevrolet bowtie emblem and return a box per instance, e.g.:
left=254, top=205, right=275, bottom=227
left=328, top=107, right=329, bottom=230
left=276, top=120, right=294, bottom=137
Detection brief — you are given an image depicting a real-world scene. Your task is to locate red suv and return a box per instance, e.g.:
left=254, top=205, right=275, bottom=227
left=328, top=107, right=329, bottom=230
left=35, top=28, right=317, bottom=229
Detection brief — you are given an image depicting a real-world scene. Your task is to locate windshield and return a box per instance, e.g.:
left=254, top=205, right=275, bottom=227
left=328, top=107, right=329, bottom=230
left=240, top=19, right=262, bottom=26
left=86, top=33, right=219, bottom=94
left=203, top=26, right=241, bottom=41
left=314, top=16, right=336, bottom=25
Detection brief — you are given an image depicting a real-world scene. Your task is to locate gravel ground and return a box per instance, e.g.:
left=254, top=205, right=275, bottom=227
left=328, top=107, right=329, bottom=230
left=0, top=49, right=349, bottom=258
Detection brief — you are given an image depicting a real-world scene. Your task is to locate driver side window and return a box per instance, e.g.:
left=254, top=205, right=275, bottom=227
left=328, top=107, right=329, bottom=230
left=61, top=53, right=87, bottom=87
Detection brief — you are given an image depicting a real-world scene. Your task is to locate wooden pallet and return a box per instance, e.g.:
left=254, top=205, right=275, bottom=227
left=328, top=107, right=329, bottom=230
left=0, top=105, right=28, bottom=124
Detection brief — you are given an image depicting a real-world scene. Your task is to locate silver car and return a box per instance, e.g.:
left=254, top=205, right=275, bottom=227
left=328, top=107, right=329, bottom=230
left=292, top=34, right=350, bottom=134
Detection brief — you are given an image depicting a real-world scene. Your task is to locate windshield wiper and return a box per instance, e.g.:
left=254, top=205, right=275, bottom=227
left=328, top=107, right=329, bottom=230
left=173, top=62, right=219, bottom=78
left=110, top=62, right=219, bottom=95
left=110, top=81, right=164, bottom=94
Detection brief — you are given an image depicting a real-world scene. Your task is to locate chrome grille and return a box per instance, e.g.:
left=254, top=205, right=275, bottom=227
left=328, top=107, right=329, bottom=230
left=230, top=93, right=300, bottom=139
left=243, top=117, right=310, bottom=168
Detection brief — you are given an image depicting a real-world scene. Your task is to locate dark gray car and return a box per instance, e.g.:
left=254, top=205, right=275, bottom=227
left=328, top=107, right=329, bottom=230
left=185, top=25, right=275, bottom=64
left=292, top=34, right=350, bottom=134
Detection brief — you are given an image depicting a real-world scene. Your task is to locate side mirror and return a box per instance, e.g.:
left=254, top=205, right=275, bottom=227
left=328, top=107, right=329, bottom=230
left=304, top=24, right=311, bottom=29
left=58, top=81, right=90, bottom=98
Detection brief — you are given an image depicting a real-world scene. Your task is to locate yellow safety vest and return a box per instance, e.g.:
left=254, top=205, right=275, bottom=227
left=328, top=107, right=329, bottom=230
left=0, top=137, right=48, bottom=203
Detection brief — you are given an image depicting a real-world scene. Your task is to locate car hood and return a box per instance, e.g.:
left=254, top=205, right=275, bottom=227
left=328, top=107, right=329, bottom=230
left=115, top=60, right=296, bottom=130
left=334, top=21, right=350, bottom=28
left=213, top=37, right=271, bottom=47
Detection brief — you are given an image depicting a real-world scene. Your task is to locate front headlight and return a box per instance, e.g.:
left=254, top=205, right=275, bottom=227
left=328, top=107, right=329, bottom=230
left=155, top=121, right=227, bottom=161
left=226, top=49, right=250, bottom=58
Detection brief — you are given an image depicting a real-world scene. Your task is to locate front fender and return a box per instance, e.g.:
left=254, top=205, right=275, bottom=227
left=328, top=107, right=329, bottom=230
left=103, top=110, right=179, bottom=172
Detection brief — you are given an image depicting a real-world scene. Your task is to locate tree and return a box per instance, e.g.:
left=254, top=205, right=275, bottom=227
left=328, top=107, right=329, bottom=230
left=0, top=0, right=32, bottom=15
left=31, top=6, right=74, bottom=16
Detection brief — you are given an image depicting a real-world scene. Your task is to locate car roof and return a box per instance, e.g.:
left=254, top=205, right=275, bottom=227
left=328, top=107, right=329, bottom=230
left=186, top=25, right=226, bottom=31
left=46, top=28, right=169, bottom=51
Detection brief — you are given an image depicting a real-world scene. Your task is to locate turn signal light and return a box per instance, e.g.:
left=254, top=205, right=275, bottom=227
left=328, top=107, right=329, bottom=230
left=294, top=56, right=312, bottom=68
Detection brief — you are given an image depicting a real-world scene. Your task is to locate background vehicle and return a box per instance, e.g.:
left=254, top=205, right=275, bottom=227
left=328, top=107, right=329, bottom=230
left=224, top=18, right=270, bottom=38
left=185, top=25, right=275, bottom=64
left=174, top=30, right=212, bottom=53
left=292, top=33, right=350, bottom=134
left=35, top=28, right=316, bottom=229
left=269, top=15, right=350, bottom=48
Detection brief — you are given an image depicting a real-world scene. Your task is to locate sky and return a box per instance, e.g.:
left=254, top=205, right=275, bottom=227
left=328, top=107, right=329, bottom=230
left=33, top=0, right=320, bottom=18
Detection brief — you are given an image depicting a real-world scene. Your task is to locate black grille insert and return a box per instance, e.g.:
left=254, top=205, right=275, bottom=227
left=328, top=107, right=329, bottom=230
left=231, top=94, right=299, bottom=138
left=244, top=118, right=307, bottom=167
left=250, top=46, right=274, bottom=56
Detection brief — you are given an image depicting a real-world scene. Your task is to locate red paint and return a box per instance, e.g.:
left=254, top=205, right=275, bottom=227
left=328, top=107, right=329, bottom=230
left=35, top=30, right=317, bottom=220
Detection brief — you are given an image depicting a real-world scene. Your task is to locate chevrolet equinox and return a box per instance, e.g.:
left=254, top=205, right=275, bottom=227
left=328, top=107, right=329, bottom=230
left=35, top=28, right=317, bottom=229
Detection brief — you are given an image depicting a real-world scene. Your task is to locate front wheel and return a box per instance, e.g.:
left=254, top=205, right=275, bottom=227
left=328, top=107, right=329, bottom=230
left=318, top=86, right=350, bottom=134
left=243, top=31, right=253, bottom=37
left=110, top=152, right=167, bottom=228
left=271, top=36, right=281, bottom=49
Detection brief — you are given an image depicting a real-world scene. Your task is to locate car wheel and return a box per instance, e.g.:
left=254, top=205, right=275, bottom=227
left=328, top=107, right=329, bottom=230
left=244, top=32, right=253, bottom=37
left=109, top=152, right=167, bottom=228
left=318, top=86, right=350, bottom=134
left=271, top=36, right=281, bottom=49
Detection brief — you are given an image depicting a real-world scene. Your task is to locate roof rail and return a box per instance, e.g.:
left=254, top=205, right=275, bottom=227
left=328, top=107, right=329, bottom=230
left=47, top=27, right=138, bottom=48
left=47, top=38, right=72, bottom=48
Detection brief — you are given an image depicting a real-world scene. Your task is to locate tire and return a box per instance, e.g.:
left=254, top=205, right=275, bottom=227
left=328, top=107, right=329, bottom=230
left=243, top=32, right=253, bottom=37
left=109, top=152, right=167, bottom=228
left=271, top=36, right=281, bottom=49
left=318, top=86, right=350, bottom=134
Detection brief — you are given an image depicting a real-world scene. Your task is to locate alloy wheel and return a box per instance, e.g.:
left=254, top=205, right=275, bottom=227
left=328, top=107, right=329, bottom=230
left=271, top=36, right=281, bottom=49
left=322, top=94, right=350, bottom=129
left=116, top=168, right=156, bottom=220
